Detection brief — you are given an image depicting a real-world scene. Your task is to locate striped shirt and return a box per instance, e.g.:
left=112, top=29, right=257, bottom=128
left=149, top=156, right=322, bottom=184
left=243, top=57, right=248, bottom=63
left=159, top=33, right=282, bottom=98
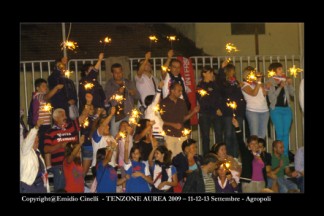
left=33, top=92, right=51, bottom=126
left=203, top=173, right=216, bottom=193
left=44, top=119, right=80, bottom=166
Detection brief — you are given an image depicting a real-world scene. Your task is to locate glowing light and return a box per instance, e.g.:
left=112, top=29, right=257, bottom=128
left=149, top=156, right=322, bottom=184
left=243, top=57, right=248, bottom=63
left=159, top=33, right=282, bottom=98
left=82, top=118, right=89, bottom=128
left=167, top=36, right=176, bottom=41
left=226, top=100, right=237, bottom=117
left=149, top=35, right=158, bottom=42
left=119, top=131, right=126, bottom=139
left=61, top=40, right=78, bottom=51
left=84, top=83, right=94, bottom=90
left=161, top=66, right=168, bottom=72
left=289, top=65, right=303, bottom=78
left=224, top=162, right=230, bottom=170
left=225, top=43, right=239, bottom=53
left=110, top=94, right=124, bottom=104
left=246, top=71, right=257, bottom=82
left=182, top=128, right=192, bottom=137
left=41, top=103, right=53, bottom=113
left=128, top=108, right=142, bottom=126
left=197, top=89, right=209, bottom=97
left=64, top=70, right=73, bottom=78
left=100, top=36, right=112, bottom=44
left=268, top=70, right=276, bottom=78
left=160, top=131, right=166, bottom=136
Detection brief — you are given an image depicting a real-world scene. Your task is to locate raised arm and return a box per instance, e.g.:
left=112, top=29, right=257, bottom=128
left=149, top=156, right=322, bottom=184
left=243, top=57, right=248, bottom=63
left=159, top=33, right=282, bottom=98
left=134, top=120, right=155, bottom=142
left=78, top=93, right=93, bottom=124
left=44, top=84, right=64, bottom=101
left=162, top=50, right=174, bottom=80
left=98, top=107, right=116, bottom=135
left=66, top=135, right=85, bottom=164
left=183, top=106, right=200, bottom=122
left=137, top=52, right=151, bottom=78
left=94, top=53, right=104, bottom=70
left=21, top=119, right=43, bottom=155
left=148, top=141, right=158, bottom=168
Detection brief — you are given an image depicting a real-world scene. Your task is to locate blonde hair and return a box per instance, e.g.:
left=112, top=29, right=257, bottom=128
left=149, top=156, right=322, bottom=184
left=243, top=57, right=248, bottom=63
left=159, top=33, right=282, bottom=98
left=53, top=108, right=65, bottom=120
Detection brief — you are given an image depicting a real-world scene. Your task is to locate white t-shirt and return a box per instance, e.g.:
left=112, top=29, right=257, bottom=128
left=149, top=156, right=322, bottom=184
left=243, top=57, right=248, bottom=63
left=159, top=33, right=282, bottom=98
left=144, top=91, right=164, bottom=138
left=241, top=82, right=269, bottom=112
left=135, top=73, right=159, bottom=106
left=162, top=73, right=186, bottom=99
left=118, top=135, right=133, bottom=167
left=91, top=129, right=117, bottom=167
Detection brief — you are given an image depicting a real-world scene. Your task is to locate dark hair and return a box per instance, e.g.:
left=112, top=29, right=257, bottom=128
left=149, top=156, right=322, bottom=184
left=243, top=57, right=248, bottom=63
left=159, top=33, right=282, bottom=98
left=119, top=120, right=129, bottom=130
left=81, top=63, right=93, bottom=78
left=202, top=153, right=218, bottom=165
left=134, top=119, right=150, bottom=138
left=200, top=66, right=213, bottom=80
left=268, top=63, right=283, bottom=72
left=169, top=82, right=181, bottom=91
left=65, top=142, right=74, bottom=158
left=272, top=140, right=283, bottom=150
left=170, top=59, right=181, bottom=66
left=210, top=142, right=226, bottom=155
left=34, top=78, right=47, bottom=89
left=96, top=147, right=107, bottom=166
left=258, top=138, right=266, bottom=148
left=137, top=59, right=153, bottom=71
left=144, top=95, right=154, bottom=107
left=247, top=135, right=259, bottom=144
left=156, top=145, right=172, bottom=167
left=224, top=64, right=235, bottom=74
left=111, top=63, right=122, bottom=72
left=130, top=146, right=141, bottom=161
left=181, top=139, right=196, bottom=152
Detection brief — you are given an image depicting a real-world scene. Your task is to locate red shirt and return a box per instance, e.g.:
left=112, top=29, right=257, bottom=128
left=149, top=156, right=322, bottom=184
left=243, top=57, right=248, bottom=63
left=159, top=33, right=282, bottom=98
left=63, top=159, right=84, bottom=193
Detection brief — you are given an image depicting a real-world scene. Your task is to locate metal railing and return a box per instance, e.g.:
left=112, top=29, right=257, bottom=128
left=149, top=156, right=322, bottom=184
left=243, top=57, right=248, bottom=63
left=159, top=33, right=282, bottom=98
left=20, top=55, right=304, bottom=153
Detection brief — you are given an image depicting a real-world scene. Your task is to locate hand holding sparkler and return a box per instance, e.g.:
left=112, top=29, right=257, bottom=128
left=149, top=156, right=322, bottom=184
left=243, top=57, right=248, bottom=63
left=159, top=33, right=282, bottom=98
left=100, top=36, right=112, bottom=52
left=35, top=119, right=44, bottom=129
left=232, top=117, right=239, bottom=128
left=226, top=100, right=237, bottom=117
left=110, top=106, right=116, bottom=116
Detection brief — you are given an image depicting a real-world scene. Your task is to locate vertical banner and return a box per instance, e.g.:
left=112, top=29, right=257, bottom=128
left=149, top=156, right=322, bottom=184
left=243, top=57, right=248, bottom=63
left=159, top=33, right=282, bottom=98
left=177, top=56, right=198, bottom=125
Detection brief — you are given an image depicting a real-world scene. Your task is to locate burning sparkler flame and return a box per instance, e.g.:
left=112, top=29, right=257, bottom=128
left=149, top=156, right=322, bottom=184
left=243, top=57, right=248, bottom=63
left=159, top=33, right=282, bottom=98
left=246, top=71, right=257, bottom=82
left=289, top=65, right=303, bottom=78
left=61, top=40, right=78, bottom=51
left=224, top=161, right=230, bottom=170
left=225, top=43, right=239, bottom=53
left=82, top=118, right=89, bottom=128
left=64, top=70, right=73, bottom=78
left=128, top=108, right=142, bottom=126
left=182, top=128, right=192, bottom=137
left=42, top=103, right=53, bottom=113
left=197, top=89, right=209, bottom=97
left=268, top=70, right=276, bottom=78
left=110, top=94, right=124, bottom=104
left=100, top=37, right=112, bottom=44
left=161, top=66, right=169, bottom=72
left=167, top=36, right=176, bottom=41
left=84, top=83, right=94, bottom=90
left=160, top=131, right=166, bottom=136
left=226, top=101, right=237, bottom=110
left=119, top=131, right=126, bottom=139
left=149, top=35, right=158, bottom=42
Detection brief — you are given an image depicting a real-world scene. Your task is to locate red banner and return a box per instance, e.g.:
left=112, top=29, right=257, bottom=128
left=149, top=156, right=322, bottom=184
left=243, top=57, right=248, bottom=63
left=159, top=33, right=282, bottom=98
left=177, top=56, right=198, bottom=125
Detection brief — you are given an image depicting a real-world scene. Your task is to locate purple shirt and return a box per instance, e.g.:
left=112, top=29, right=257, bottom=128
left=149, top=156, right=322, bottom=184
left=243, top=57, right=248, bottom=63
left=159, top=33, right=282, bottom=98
left=251, top=157, right=264, bottom=181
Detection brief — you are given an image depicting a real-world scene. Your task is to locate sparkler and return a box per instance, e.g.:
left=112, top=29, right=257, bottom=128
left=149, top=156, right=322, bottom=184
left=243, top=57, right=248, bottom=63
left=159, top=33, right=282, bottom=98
left=289, top=65, right=303, bottom=78
left=225, top=43, right=239, bottom=63
left=226, top=100, right=237, bottom=117
left=153, top=104, right=165, bottom=115
left=161, top=66, right=170, bottom=72
left=267, top=70, right=276, bottom=78
left=64, top=70, right=73, bottom=78
left=246, top=71, right=257, bottom=83
left=119, top=131, right=127, bottom=139
left=100, top=36, right=112, bottom=52
left=128, top=108, right=142, bottom=126
left=167, top=36, right=177, bottom=49
left=84, top=83, right=94, bottom=90
left=41, top=103, right=53, bottom=113
left=149, top=35, right=158, bottom=50
left=82, top=117, right=89, bottom=128
left=182, top=128, right=192, bottom=137
left=160, top=130, right=166, bottom=136
left=197, top=89, right=209, bottom=97
left=61, top=40, right=78, bottom=51
left=110, top=94, right=124, bottom=104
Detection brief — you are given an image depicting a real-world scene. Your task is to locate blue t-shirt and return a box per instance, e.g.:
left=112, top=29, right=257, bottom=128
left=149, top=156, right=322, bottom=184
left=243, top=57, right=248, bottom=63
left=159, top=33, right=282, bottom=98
left=96, top=161, right=117, bottom=193
left=124, top=160, right=151, bottom=193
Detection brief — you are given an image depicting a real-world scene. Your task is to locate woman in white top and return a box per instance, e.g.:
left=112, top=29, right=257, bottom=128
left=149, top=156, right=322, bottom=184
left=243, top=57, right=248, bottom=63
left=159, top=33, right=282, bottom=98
left=241, top=66, right=269, bottom=139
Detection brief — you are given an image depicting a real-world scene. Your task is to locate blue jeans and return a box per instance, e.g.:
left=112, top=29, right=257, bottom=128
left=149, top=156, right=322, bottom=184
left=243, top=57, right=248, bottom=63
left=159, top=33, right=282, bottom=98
left=267, top=177, right=298, bottom=193
left=270, top=107, right=292, bottom=156
left=223, top=116, right=243, bottom=158
left=199, top=113, right=223, bottom=156
left=110, top=116, right=129, bottom=137
left=245, top=110, right=269, bottom=139
left=52, top=165, right=65, bottom=192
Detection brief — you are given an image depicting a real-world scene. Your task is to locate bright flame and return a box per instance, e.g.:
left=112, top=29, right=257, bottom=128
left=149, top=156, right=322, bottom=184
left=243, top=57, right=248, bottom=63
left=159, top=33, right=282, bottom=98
left=41, top=103, right=53, bottom=113
left=226, top=101, right=237, bottom=110
left=267, top=70, right=276, bottom=78
left=167, top=36, right=176, bottom=41
left=160, top=130, right=166, bottom=136
left=197, top=89, right=209, bottom=97
left=100, top=37, right=112, bottom=44
left=64, top=70, right=73, bottom=78
left=161, top=66, right=169, bottom=72
left=84, top=83, right=94, bottom=90
left=225, top=43, right=239, bottom=53
left=82, top=118, right=89, bottom=128
left=289, top=65, right=303, bottom=78
left=61, top=40, right=78, bottom=51
left=149, top=35, right=158, bottom=42
left=224, top=161, right=230, bottom=170
left=130, top=108, right=141, bottom=119
left=119, top=131, right=126, bottom=139
left=182, top=128, right=191, bottom=137
left=110, top=94, right=124, bottom=104
left=246, top=71, right=257, bottom=82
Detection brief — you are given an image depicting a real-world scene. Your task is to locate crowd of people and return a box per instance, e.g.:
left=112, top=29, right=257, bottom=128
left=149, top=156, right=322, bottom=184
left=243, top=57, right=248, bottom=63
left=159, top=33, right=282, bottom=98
left=20, top=50, right=304, bottom=193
